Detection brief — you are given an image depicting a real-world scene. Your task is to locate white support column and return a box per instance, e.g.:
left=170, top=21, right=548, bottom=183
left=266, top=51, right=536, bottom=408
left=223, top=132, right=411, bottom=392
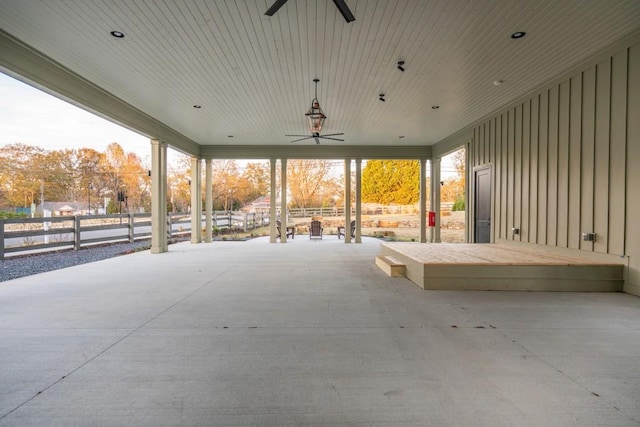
left=355, top=158, right=362, bottom=243
left=431, top=157, right=442, bottom=243
left=190, top=156, right=202, bottom=244
left=270, top=159, right=277, bottom=243
left=464, top=143, right=471, bottom=243
left=150, top=139, right=168, bottom=254
left=205, top=159, right=213, bottom=243
left=419, top=158, right=427, bottom=243
left=280, top=158, right=287, bottom=243
left=344, top=158, right=352, bottom=243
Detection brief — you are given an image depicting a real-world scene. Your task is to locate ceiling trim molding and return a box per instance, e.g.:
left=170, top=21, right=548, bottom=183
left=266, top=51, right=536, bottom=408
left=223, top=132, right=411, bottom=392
left=0, top=29, right=199, bottom=155
left=199, top=145, right=432, bottom=160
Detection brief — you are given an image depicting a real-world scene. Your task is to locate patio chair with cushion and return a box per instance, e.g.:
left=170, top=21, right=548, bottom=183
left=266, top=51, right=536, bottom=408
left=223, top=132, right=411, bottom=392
left=309, top=220, right=323, bottom=240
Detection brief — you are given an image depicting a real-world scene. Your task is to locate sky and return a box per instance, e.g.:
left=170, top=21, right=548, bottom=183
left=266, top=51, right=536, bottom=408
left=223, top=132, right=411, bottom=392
left=0, top=72, right=156, bottom=163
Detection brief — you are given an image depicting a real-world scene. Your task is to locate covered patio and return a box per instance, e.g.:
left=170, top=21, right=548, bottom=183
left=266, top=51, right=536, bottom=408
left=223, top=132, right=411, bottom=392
left=1, top=1, right=640, bottom=424
left=1, top=239, right=639, bottom=425
left=1, top=2, right=638, bottom=289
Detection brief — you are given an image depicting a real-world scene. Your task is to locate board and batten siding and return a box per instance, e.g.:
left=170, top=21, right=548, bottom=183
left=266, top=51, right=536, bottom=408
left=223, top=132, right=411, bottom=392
left=435, top=35, right=640, bottom=295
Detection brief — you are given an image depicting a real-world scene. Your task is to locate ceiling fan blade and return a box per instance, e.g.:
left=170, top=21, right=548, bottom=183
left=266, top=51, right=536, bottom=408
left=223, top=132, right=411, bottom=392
left=318, top=136, right=345, bottom=141
left=314, top=136, right=320, bottom=145
left=265, top=0, right=288, bottom=16
left=319, top=133, right=345, bottom=137
left=285, top=134, right=310, bottom=137
left=290, top=136, right=313, bottom=143
left=332, top=0, right=356, bottom=23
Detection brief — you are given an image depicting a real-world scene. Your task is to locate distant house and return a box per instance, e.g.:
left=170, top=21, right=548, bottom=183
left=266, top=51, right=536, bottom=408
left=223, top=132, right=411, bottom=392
left=246, top=196, right=272, bottom=213
left=39, top=202, right=84, bottom=216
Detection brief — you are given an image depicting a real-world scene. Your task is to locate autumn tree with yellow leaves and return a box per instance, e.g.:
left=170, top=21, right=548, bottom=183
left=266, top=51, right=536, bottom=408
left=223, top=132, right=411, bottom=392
left=361, top=160, right=420, bottom=205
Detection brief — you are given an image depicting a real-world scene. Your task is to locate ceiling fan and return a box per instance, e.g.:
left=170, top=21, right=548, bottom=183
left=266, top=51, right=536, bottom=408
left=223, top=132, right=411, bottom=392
left=287, top=78, right=345, bottom=145
left=287, top=132, right=345, bottom=145
left=265, top=0, right=356, bottom=23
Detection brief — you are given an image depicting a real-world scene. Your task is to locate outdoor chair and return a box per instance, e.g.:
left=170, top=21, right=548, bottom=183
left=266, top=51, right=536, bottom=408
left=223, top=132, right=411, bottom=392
left=337, top=220, right=355, bottom=239
left=276, top=220, right=294, bottom=240
left=309, top=220, right=323, bottom=240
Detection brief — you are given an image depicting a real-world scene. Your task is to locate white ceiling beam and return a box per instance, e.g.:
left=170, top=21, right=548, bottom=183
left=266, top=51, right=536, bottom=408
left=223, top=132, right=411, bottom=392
left=199, top=144, right=431, bottom=160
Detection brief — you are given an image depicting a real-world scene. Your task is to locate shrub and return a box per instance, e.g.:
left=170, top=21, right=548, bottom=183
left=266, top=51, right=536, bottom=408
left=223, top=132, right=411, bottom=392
left=452, top=197, right=465, bottom=212
left=0, top=211, right=28, bottom=219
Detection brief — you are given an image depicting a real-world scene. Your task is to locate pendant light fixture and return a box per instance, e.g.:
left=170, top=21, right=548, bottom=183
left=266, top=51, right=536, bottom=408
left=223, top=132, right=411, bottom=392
left=286, top=78, right=344, bottom=144
left=305, top=79, right=326, bottom=134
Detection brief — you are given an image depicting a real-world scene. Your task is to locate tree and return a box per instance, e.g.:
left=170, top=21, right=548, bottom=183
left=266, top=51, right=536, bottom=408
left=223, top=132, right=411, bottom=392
left=97, top=143, right=150, bottom=212
left=239, top=162, right=269, bottom=204
left=212, top=160, right=241, bottom=210
left=0, top=142, right=152, bottom=213
left=119, top=152, right=150, bottom=212
left=167, top=154, right=191, bottom=212
left=452, top=148, right=465, bottom=180
left=287, top=160, right=339, bottom=208
left=76, top=148, right=104, bottom=212
left=362, top=160, right=420, bottom=204
left=441, top=148, right=465, bottom=204
left=39, top=149, right=77, bottom=202
left=0, top=143, right=46, bottom=207
left=98, top=143, right=126, bottom=210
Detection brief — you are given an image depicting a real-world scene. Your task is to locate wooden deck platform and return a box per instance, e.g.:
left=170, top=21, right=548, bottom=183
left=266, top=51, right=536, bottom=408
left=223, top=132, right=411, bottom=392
left=378, top=243, right=624, bottom=292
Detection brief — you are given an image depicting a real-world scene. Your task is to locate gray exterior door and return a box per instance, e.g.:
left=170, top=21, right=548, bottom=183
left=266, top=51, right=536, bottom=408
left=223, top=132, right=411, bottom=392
left=474, top=167, right=491, bottom=243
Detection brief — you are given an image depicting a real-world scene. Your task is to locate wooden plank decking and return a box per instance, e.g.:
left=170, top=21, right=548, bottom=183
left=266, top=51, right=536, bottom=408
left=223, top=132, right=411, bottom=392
left=378, top=243, right=624, bottom=291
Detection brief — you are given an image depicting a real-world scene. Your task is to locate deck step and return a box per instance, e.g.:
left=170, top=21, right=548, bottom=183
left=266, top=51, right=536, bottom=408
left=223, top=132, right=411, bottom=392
left=376, top=255, right=406, bottom=277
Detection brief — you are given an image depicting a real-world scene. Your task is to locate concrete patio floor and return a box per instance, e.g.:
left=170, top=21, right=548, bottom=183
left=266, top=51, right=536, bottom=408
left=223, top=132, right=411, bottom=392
left=0, top=237, right=639, bottom=426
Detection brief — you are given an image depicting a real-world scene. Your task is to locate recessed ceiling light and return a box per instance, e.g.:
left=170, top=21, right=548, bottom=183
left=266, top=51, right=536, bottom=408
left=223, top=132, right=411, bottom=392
left=494, top=79, right=505, bottom=86
left=511, top=31, right=526, bottom=39
left=110, top=30, right=125, bottom=38
left=193, top=105, right=202, bottom=109
left=431, top=105, right=440, bottom=110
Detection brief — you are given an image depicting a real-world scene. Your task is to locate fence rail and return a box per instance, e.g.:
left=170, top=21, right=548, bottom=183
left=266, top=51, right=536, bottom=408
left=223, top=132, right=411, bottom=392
left=0, top=211, right=270, bottom=259
left=285, top=203, right=444, bottom=218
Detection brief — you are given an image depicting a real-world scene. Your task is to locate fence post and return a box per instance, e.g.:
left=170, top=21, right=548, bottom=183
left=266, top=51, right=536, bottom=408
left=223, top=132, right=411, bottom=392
left=129, top=213, right=135, bottom=243
left=228, top=211, right=232, bottom=231
left=244, top=213, right=248, bottom=232
left=0, top=219, right=5, bottom=260
left=74, top=215, right=81, bottom=251
left=167, top=214, right=172, bottom=239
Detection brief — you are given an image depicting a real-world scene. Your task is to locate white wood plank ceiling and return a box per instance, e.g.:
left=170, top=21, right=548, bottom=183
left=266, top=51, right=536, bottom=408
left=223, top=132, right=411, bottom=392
left=0, top=0, right=639, bottom=148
